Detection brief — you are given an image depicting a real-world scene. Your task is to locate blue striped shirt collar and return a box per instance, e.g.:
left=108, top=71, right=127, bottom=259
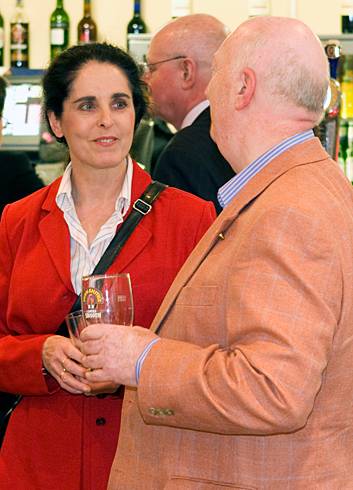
left=217, top=129, right=315, bottom=209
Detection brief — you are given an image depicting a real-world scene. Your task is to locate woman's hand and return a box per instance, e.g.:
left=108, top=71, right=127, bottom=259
left=42, top=335, right=91, bottom=395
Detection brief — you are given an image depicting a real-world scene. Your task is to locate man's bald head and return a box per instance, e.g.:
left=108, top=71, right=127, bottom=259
left=145, top=14, right=228, bottom=128
left=225, top=16, right=329, bottom=121
left=150, top=14, right=228, bottom=86
left=156, top=14, right=227, bottom=60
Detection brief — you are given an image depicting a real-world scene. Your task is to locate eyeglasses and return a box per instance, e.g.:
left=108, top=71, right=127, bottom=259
left=142, top=55, right=187, bottom=74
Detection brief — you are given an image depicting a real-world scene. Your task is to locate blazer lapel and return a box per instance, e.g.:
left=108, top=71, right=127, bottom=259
left=150, top=205, right=240, bottom=333
left=39, top=180, right=73, bottom=292
left=108, top=223, right=151, bottom=273
left=151, top=137, right=330, bottom=333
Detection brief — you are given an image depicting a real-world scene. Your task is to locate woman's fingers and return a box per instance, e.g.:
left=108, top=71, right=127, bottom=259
left=58, top=368, right=91, bottom=394
left=42, top=335, right=90, bottom=394
left=62, top=356, right=86, bottom=378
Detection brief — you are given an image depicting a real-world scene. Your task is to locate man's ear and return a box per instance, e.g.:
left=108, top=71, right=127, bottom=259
left=179, top=58, right=196, bottom=89
left=235, top=67, right=256, bottom=110
left=47, top=111, right=64, bottom=138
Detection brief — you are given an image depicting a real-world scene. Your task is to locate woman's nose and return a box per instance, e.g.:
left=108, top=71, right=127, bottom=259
left=97, top=107, right=113, bottom=127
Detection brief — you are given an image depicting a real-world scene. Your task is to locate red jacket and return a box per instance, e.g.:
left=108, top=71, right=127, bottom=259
left=0, top=161, right=215, bottom=490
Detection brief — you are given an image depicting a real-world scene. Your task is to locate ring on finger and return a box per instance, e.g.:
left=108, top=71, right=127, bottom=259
left=61, top=358, right=66, bottom=369
left=60, top=369, right=66, bottom=380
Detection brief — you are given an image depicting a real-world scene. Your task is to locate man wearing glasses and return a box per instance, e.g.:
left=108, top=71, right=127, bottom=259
left=144, top=14, right=234, bottom=214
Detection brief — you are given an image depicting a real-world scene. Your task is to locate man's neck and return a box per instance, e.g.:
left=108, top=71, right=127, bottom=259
left=180, top=100, right=209, bottom=129
left=236, top=125, right=314, bottom=173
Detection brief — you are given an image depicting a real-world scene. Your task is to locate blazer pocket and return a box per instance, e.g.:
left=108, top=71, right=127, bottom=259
left=170, top=286, right=223, bottom=345
left=164, top=476, right=257, bottom=489
left=175, top=286, right=220, bottom=306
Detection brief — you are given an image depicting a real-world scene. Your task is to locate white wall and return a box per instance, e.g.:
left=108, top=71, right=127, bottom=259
left=0, top=0, right=345, bottom=69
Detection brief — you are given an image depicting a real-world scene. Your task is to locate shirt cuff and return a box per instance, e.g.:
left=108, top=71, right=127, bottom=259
left=135, top=338, right=160, bottom=384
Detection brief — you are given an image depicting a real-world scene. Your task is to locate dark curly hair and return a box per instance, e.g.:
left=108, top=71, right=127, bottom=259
left=42, top=42, right=148, bottom=145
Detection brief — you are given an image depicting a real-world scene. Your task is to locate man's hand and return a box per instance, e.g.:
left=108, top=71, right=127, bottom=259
left=81, top=379, right=120, bottom=396
left=80, top=325, right=159, bottom=387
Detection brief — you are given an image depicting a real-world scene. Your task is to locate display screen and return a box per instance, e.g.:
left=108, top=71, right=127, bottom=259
left=3, top=84, right=42, bottom=137
left=1, top=77, right=43, bottom=152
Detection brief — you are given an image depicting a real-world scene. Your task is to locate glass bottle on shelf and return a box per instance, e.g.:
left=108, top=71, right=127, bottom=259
left=340, top=54, right=353, bottom=120
left=77, top=0, right=97, bottom=45
left=50, top=0, right=70, bottom=61
left=127, top=1, right=147, bottom=35
left=0, top=9, right=4, bottom=66
left=316, top=40, right=341, bottom=161
left=127, top=0, right=147, bottom=51
left=339, top=52, right=353, bottom=178
left=341, top=1, right=353, bottom=33
left=10, top=0, right=29, bottom=69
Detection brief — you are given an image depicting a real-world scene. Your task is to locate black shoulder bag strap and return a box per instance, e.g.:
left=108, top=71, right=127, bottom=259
left=0, top=180, right=167, bottom=445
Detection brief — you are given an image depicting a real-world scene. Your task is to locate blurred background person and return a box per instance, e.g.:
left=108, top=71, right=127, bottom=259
left=130, top=115, right=173, bottom=174
left=0, top=76, right=44, bottom=217
left=0, top=43, right=215, bottom=490
left=145, top=14, right=235, bottom=214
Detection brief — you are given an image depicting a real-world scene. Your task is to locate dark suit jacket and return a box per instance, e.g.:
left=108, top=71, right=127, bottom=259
left=0, top=150, right=44, bottom=216
left=152, top=107, right=235, bottom=214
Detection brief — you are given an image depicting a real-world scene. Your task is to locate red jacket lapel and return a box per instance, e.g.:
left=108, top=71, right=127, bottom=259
left=39, top=179, right=73, bottom=292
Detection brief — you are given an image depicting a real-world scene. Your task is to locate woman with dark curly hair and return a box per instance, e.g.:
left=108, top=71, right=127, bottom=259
left=0, top=43, right=215, bottom=490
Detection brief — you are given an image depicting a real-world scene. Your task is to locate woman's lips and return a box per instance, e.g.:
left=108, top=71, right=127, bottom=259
left=93, top=136, right=118, bottom=146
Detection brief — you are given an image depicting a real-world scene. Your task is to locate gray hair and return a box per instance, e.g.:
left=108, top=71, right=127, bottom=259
left=263, top=49, right=329, bottom=115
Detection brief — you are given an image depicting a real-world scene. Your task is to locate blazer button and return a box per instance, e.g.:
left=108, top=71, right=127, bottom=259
left=164, top=409, right=174, bottom=416
left=96, top=417, right=106, bottom=426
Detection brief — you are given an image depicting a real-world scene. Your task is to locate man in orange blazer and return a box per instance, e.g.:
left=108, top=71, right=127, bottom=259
left=81, top=17, right=353, bottom=489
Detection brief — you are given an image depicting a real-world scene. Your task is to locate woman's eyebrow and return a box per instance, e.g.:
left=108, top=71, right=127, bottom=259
left=72, top=95, right=96, bottom=104
left=111, top=92, right=131, bottom=99
left=72, top=93, right=132, bottom=104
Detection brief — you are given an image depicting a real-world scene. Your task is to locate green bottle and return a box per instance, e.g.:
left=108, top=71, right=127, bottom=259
left=127, top=0, right=147, bottom=51
left=50, top=0, right=70, bottom=61
left=0, top=9, right=4, bottom=66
